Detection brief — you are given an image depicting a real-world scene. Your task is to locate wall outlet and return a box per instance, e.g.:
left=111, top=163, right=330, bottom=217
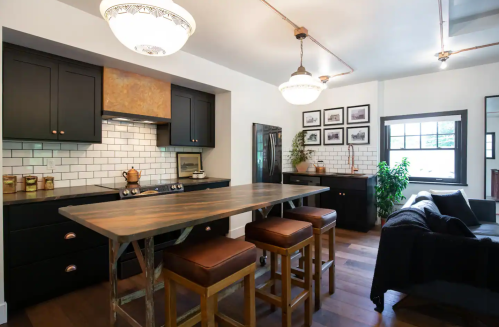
left=46, top=158, right=56, bottom=170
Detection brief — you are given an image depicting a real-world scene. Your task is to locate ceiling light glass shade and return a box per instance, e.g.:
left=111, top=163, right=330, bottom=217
left=100, top=0, right=196, bottom=56
left=279, top=73, right=327, bottom=105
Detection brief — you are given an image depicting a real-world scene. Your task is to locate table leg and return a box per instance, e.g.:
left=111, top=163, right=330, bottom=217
left=144, top=237, right=155, bottom=327
left=109, top=240, right=118, bottom=326
left=257, top=206, right=274, bottom=266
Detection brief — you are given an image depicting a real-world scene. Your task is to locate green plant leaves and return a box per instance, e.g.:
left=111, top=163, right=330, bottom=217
left=289, top=131, right=315, bottom=166
left=375, top=157, right=410, bottom=218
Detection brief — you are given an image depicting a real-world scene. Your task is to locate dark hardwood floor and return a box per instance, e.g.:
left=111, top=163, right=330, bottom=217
left=5, top=227, right=498, bottom=327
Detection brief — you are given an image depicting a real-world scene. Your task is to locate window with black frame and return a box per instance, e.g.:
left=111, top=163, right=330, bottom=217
left=380, top=110, right=467, bottom=184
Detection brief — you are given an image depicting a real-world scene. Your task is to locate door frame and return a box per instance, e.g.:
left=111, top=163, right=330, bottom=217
left=484, top=95, right=499, bottom=199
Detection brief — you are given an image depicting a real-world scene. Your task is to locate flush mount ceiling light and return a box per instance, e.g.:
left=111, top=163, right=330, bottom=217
left=279, top=28, right=327, bottom=105
left=259, top=0, right=354, bottom=106
left=100, top=0, right=196, bottom=56
left=435, top=0, right=498, bottom=70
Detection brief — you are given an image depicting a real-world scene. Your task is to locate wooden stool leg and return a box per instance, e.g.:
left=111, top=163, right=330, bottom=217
left=244, top=271, right=256, bottom=327
left=213, top=293, right=218, bottom=327
left=329, top=227, right=336, bottom=295
left=201, top=294, right=216, bottom=327
left=164, top=277, right=177, bottom=327
left=281, top=254, right=292, bottom=327
left=304, top=244, right=313, bottom=327
left=270, top=252, right=277, bottom=312
left=314, top=234, right=323, bottom=310
left=298, top=248, right=304, bottom=269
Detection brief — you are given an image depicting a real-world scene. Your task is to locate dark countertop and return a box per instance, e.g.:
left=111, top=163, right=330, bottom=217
left=283, top=171, right=375, bottom=179
left=3, top=177, right=231, bottom=206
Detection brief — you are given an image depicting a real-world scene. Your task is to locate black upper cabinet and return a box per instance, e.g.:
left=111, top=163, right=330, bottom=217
left=3, top=44, right=102, bottom=143
left=158, top=85, right=215, bottom=148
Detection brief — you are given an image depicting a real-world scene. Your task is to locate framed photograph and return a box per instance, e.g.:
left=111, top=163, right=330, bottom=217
left=303, top=110, right=321, bottom=127
left=324, top=107, right=344, bottom=125
left=303, top=129, right=321, bottom=146
left=347, top=126, right=370, bottom=145
left=176, top=152, right=203, bottom=178
left=347, top=104, right=370, bottom=124
left=324, top=128, right=344, bottom=145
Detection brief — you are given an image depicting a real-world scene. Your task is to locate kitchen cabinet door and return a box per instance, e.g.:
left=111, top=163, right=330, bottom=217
left=3, top=47, right=58, bottom=141
left=58, top=63, right=102, bottom=143
left=170, top=87, right=195, bottom=146
left=193, top=93, right=215, bottom=147
left=343, top=190, right=368, bottom=231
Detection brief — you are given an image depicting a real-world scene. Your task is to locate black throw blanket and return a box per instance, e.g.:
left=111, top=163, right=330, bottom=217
left=370, top=208, right=498, bottom=312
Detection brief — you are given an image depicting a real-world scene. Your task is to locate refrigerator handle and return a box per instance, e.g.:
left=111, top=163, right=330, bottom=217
left=272, top=134, right=276, bottom=176
left=267, top=134, right=273, bottom=175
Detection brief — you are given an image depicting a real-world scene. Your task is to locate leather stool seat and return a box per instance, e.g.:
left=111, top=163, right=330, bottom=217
left=163, top=237, right=256, bottom=287
left=285, top=206, right=337, bottom=229
left=245, top=217, right=312, bottom=248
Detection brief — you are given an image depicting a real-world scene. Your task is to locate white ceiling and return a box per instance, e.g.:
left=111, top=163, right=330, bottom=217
left=57, top=0, right=499, bottom=88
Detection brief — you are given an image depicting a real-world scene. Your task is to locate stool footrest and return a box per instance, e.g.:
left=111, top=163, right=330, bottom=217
left=256, top=279, right=275, bottom=291
left=178, top=312, right=201, bottom=327
left=321, top=259, right=334, bottom=273
left=255, top=288, right=282, bottom=308
left=275, top=272, right=306, bottom=289
left=215, top=312, right=245, bottom=327
left=290, top=290, right=310, bottom=312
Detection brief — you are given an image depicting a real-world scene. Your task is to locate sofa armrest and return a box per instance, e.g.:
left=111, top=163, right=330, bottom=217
left=469, top=199, right=496, bottom=222
left=402, top=194, right=417, bottom=209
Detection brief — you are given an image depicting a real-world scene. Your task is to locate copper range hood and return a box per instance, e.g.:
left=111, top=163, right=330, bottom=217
left=102, top=68, right=171, bottom=124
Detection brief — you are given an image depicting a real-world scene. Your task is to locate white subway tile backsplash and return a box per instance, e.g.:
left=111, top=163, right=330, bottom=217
left=2, top=120, right=203, bottom=189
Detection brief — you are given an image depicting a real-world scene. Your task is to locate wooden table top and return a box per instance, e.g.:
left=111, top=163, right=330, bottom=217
left=58, top=183, right=329, bottom=243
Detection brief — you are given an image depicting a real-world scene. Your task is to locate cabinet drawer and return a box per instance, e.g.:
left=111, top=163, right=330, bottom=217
left=7, top=194, right=118, bottom=231
left=289, top=175, right=321, bottom=184
left=8, top=245, right=108, bottom=310
left=321, top=177, right=366, bottom=191
left=183, top=181, right=229, bottom=192
left=9, top=221, right=107, bottom=267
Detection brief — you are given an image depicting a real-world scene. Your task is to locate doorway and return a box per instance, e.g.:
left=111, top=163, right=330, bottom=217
left=484, top=96, right=499, bottom=214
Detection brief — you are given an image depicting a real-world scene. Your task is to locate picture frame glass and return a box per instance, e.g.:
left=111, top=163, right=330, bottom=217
left=177, top=153, right=202, bottom=178
left=303, top=111, right=321, bottom=127
left=347, top=127, right=370, bottom=144
left=324, top=129, right=344, bottom=145
left=324, top=108, right=343, bottom=125
left=303, top=130, right=321, bottom=145
left=348, top=105, right=369, bottom=124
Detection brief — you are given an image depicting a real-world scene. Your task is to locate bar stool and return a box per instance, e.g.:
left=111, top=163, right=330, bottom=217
left=245, top=217, right=314, bottom=327
left=284, top=206, right=337, bottom=310
left=163, top=237, right=257, bottom=327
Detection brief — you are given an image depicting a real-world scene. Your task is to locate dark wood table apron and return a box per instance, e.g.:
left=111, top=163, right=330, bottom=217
left=59, top=183, right=330, bottom=327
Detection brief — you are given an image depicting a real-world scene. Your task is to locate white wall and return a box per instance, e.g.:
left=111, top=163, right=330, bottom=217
left=294, top=81, right=379, bottom=175
left=486, top=116, right=499, bottom=196
left=383, top=62, right=499, bottom=199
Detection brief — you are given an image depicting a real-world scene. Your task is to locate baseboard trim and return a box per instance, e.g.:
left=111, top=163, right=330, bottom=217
left=0, top=301, right=7, bottom=324
left=228, top=225, right=245, bottom=239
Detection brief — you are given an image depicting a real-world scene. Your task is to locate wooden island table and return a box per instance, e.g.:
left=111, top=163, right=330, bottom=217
left=59, top=183, right=329, bottom=327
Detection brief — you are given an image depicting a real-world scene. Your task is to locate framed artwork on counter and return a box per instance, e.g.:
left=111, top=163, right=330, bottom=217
left=177, top=152, right=203, bottom=178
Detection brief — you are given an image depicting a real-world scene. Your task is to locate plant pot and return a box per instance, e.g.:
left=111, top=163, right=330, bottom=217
left=380, top=217, right=387, bottom=227
left=295, top=162, right=309, bottom=173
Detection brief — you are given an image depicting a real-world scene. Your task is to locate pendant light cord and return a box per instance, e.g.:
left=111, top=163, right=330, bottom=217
left=300, top=39, right=304, bottom=67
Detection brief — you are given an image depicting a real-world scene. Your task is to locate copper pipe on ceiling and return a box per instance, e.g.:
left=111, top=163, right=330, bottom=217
left=437, top=0, right=499, bottom=58
left=259, top=0, right=354, bottom=81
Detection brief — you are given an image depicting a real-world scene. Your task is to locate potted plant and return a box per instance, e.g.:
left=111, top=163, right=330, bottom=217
left=375, top=157, right=410, bottom=226
left=289, top=131, right=315, bottom=173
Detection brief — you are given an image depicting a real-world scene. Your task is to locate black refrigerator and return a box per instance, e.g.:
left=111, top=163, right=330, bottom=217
left=253, top=123, right=282, bottom=220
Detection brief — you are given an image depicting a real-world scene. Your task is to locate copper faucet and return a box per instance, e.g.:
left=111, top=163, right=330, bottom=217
left=348, top=145, right=359, bottom=174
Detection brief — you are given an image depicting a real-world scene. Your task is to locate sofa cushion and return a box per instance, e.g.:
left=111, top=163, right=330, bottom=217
left=424, top=208, right=476, bottom=238
left=431, top=191, right=480, bottom=227
left=411, top=200, right=441, bottom=215
left=415, top=191, right=433, bottom=203
left=430, top=189, right=471, bottom=207
left=469, top=222, right=499, bottom=237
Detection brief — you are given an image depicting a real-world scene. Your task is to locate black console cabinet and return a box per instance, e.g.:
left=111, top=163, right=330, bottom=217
left=3, top=44, right=102, bottom=143
left=283, top=173, right=377, bottom=232
left=157, top=85, right=215, bottom=148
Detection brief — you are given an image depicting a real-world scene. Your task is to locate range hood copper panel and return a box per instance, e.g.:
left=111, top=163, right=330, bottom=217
left=102, top=68, right=171, bottom=124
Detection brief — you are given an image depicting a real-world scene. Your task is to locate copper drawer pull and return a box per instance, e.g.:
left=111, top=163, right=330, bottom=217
left=205, top=226, right=211, bottom=231
left=52, top=130, right=57, bottom=134
left=64, top=232, right=76, bottom=240
left=65, top=265, right=77, bottom=273
left=60, top=131, right=65, bottom=135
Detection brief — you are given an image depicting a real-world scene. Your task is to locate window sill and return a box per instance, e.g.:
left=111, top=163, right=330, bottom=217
left=409, top=181, right=468, bottom=186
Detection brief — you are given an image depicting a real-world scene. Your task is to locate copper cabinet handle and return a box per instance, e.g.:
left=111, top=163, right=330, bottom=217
left=65, top=265, right=77, bottom=273
left=52, top=130, right=57, bottom=134
left=196, top=140, right=198, bottom=142
left=60, top=131, right=65, bottom=135
left=205, top=226, right=211, bottom=231
left=343, top=193, right=346, bottom=196
left=191, top=139, right=195, bottom=142
left=339, top=193, right=341, bottom=195
left=64, top=232, right=76, bottom=240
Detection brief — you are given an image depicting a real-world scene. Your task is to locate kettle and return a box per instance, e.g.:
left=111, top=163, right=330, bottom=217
left=123, top=167, right=142, bottom=183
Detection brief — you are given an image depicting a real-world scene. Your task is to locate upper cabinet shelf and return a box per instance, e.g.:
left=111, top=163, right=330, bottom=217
left=157, top=85, right=215, bottom=148
left=3, top=44, right=102, bottom=143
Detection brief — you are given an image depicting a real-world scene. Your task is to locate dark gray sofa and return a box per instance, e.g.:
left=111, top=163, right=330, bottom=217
left=395, top=194, right=499, bottom=316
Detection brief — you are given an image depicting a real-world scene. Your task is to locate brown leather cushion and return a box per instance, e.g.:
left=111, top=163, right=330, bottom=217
left=284, top=206, right=337, bottom=229
left=163, top=237, right=256, bottom=287
left=245, top=217, right=312, bottom=248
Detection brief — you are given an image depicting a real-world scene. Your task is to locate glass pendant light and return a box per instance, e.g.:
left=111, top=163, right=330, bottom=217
left=100, top=0, right=196, bottom=56
left=279, top=38, right=326, bottom=105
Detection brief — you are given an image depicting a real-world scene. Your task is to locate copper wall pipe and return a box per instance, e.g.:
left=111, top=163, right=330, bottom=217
left=437, top=0, right=499, bottom=58
left=259, top=0, right=354, bottom=81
